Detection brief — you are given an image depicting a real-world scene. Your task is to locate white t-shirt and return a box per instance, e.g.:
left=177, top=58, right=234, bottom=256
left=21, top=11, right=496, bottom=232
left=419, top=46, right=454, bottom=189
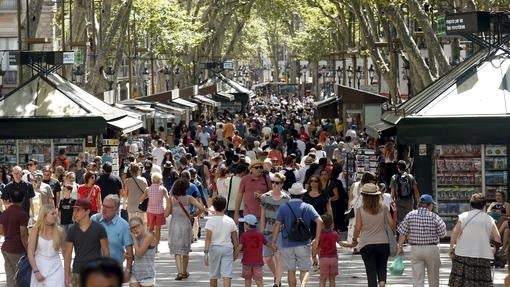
left=205, top=215, right=238, bottom=247
left=198, top=131, right=211, bottom=147
left=152, top=146, right=167, bottom=166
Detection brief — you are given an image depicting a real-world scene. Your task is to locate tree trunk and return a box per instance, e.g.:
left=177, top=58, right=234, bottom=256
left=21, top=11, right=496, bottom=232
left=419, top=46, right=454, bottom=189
left=20, top=0, right=44, bottom=82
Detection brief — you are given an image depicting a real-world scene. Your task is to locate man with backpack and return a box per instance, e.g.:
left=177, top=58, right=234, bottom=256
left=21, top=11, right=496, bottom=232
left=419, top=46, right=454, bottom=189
left=281, top=156, right=299, bottom=191
left=270, top=183, right=323, bottom=287
left=390, top=160, right=420, bottom=225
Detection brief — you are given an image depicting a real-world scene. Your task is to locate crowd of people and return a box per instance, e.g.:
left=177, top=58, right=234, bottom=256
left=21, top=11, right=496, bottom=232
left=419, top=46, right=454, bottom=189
left=0, top=93, right=506, bottom=287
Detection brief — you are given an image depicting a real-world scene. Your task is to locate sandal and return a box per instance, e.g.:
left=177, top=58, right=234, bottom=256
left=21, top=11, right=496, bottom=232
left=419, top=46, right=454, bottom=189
left=175, top=274, right=184, bottom=280
left=182, top=272, right=190, bottom=279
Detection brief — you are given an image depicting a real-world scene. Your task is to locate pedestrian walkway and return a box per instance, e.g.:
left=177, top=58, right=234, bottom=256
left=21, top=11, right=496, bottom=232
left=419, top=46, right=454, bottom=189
left=0, top=232, right=506, bottom=286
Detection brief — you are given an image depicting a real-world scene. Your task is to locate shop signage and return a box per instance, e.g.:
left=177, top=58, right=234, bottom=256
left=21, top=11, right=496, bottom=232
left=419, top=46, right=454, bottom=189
left=63, top=52, right=74, bottom=64
left=102, top=139, right=119, bottom=146
left=8, top=51, right=78, bottom=66
left=445, top=12, right=490, bottom=34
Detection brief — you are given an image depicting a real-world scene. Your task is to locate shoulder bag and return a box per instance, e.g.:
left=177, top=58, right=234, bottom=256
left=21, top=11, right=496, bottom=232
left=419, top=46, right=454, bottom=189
left=133, top=177, right=149, bottom=212
left=383, top=206, right=398, bottom=257
left=450, top=210, right=483, bottom=259
left=16, top=227, right=39, bottom=286
left=174, top=195, right=193, bottom=224
left=344, top=183, right=362, bottom=222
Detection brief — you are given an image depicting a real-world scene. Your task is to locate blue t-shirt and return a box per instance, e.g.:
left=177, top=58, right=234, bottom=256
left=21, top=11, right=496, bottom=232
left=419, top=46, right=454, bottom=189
left=276, top=199, right=319, bottom=248
left=91, top=214, right=133, bottom=264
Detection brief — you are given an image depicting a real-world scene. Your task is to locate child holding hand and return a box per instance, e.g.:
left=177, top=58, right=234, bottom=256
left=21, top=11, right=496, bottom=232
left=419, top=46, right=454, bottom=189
left=313, top=214, right=340, bottom=287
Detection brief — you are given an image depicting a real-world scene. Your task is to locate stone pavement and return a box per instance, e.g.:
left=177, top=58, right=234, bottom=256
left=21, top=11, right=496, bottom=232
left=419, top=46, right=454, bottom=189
left=0, top=226, right=506, bottom=286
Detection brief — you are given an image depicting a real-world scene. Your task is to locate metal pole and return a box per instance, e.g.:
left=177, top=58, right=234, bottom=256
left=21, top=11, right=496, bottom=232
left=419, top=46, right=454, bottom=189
left=61, top=0, right=66, bottom=76
left=150, top=53, right=155, bottom=95
left=17, top=0, right=22, bottom=85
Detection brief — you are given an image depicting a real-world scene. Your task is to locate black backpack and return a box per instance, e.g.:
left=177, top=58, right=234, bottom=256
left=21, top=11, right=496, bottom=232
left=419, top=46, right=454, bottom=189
left=285, top=203, right=312, bottom=242
left=282, top=169, right=297, bottom=190
left=396, top=173, right=412, bottom=199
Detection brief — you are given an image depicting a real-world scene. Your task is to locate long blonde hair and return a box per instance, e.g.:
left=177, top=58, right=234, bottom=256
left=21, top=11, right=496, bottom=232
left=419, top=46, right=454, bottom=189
left=34, top=204, right=61, bottom=251
left=362, top=194, right=383, bottom=215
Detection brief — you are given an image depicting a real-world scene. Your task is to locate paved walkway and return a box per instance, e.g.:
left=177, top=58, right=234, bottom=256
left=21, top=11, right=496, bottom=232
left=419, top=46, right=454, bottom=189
left=0, top=225, right=506, bottom=286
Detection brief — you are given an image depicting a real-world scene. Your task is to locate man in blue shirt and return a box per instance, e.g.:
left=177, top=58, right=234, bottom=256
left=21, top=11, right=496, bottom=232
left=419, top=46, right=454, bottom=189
left=271, top=183, right=323, bottom=287
left=91, top=194, right=133, bottom=283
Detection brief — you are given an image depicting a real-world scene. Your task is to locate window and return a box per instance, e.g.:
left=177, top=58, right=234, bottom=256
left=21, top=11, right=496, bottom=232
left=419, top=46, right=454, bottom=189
left=0, top=0, right=16, bottom=10
left=0, top=38, right=19, bottom=86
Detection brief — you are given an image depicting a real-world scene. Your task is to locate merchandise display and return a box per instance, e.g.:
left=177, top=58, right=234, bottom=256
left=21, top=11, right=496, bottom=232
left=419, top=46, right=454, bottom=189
left=54, top=138, right=85, bottom=164
left=484, top=145, right=508, bottom=200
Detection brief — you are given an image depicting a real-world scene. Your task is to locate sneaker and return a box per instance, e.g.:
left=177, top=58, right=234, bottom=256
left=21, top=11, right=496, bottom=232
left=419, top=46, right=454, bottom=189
left=313, top=262, right=319, bottom=272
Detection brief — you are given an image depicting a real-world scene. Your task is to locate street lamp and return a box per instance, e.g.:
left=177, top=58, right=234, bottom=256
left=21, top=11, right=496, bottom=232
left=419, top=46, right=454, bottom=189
left=174, top=67, right=181, bottom=88
left=336, top=66, right=343, bottom=85
left=368, top=64, right=375, bottom=84
left=402, top=61, right=411, bottom=98
left=356, top=66, right=362, bottom=89
left=347, top=66, right=353, bottom=87
left=142, top=66, right=150, bottom=96
left=105, top=66, right=115, bottom=91
left=72, top=65, right=84, bottom=86
left=160, top=66, right=172, bottom=91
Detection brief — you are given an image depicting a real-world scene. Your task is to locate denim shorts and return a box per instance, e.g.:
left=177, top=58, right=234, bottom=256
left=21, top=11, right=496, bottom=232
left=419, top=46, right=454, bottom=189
left=280, top=244, right=312, bottom=272
left=209, top=245, right=234, bottom=279
left=263, top=233, right=282, bottom=257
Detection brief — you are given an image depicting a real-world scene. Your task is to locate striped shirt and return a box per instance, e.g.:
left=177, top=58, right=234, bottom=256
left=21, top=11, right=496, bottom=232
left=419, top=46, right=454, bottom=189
left=397, top=207, right=447, bottom=245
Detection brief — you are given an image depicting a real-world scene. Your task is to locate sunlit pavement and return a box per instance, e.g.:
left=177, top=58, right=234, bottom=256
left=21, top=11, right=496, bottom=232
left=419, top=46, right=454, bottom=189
left=0, top=224, right=506, bottom=286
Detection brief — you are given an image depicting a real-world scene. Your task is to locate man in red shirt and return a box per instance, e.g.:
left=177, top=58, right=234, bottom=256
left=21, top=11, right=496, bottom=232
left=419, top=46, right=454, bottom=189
left=234, top=160, right=271, bottom=223
left=0, top=187, right=29, bottom=287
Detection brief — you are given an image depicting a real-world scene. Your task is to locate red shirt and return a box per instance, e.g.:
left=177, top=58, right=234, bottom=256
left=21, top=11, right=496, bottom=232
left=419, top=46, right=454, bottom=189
left=0, top=204, right=29, bottom=253
left=240, top=229, right=266, bottom=266
left=239, top=174, right=271, bottom=218
left=319, top=230, right=339, bottom=258
left=77, top=184, right=101, bottom=212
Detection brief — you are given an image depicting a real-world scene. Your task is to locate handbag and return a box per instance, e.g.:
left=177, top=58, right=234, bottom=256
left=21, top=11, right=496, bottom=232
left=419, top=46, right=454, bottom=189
left=344, top=184, right=362, bottom=222
left=450, top=210, right=483, bottom=259
left=132, top=177, right=148, bottom=212
left=15, top=255, right=32, bottom=287
left=384, top=206, right=398, bottom=257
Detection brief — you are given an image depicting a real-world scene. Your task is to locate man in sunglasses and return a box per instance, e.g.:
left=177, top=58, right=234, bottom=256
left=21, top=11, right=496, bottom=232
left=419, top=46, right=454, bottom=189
left=234, top=160, right=271, bottom=226
left=22, top=158, right=39, bottom=183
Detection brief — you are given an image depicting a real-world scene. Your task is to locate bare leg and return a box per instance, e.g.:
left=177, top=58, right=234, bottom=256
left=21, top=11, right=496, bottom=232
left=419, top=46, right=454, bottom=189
left=264, top=255, right=276, bottom=282
left=175, top=255, right=182, bottom=275
left=183, top=255, right=189, bottom=274
left=299, top=270, right=310, bottom=287
left=328, top=276, right=335, bottom=287
left=319, top=277, right=326, bottom=287
left=288, top=270, right=297, bottom=287
left=155, top=225, right=161, bottom=246
left=274, top=253, right=284, bottom=286
left=244, top=278, right=252, bottom=287
left=210, top=279, right=218, bottom=287
left=255, top=279, right=263, bottom=287
left=223, top=277, right=232, bottom=287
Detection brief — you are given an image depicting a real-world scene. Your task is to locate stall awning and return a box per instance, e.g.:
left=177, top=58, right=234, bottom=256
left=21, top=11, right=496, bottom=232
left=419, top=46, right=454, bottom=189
left=171, top=97, right=198, bottom=111
left=365, top=121, right=395, bottom=138
left=337, top=85, right=387, bottom=104
left=193, top=95, right=219, bottom=107
left=315, top=96, right=338, bottom=108
left=0, top=117, right=107, bottom=139
left=216, top=92, right=235, bottom=101
left=107, top=115, right=144, bottom=134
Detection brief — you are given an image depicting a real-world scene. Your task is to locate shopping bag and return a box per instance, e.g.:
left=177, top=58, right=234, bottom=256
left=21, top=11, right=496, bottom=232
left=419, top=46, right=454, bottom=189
left=389, top=255, right=405, bottom=276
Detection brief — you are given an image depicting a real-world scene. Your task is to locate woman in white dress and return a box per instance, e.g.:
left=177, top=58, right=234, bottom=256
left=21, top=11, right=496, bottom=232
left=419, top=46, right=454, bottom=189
left=27, top=204, right=65, bottom=287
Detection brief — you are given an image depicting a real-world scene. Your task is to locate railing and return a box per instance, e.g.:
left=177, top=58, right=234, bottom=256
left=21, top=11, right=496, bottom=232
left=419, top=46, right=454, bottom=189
left=4, top=71, right=17, bottom=86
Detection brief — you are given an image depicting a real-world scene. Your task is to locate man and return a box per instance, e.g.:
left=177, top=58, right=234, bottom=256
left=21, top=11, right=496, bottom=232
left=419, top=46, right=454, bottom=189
left=96, top=162, right=123, bottom=202
left=91, top=194, right=133, bottom=283
left=42, top=165, right=62, bottom=207
left=151, top=139, right=167, bottom=166
left=0, top=188, right=29, bottom=287
left=52, top=148, right=71, bottom=170
left=397, top=194, right=447, bottom=287
left=64, top=199, right=110, bottom=287
left=270, top=183, right=322, bottom=287
left=80, top=257, right=123, bottom=287
left=197, top=125, right=211, bottom=148
left=391, top=160, right=420, bottom=225
left=280, top=156, right=299, bottom=191
left=1, top=166, right=35, bottom=217
left=22, top=158, right=39, bottom=183
left=31, top=170, right=54, bottom=209
left=234, top=160, right=271, bottom=223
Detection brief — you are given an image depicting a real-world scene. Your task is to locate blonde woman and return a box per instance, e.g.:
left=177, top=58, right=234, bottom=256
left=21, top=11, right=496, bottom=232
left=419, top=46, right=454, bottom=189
left=27, top=204, right=65, bottom=287
left=140, top=172, right=170, bottom=249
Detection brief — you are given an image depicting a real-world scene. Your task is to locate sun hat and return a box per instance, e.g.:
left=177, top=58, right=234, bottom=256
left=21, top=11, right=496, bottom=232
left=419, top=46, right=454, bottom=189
left=360, top=183, right=381, bottom=195
left=304, top=156, right=315, bottom=165
left=288, top=182, right=307, bottom=196
left=239, top=214, right=258, bottom=225
left=249, top=160, right=263, bottom=169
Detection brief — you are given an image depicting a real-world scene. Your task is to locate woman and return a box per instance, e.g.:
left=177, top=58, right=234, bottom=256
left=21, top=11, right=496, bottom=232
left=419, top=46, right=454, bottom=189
left=260, top=173, right=290, bottom=287
left=487, top=190, right=510, bottom=225
left=449, top=193, right=502, bottom=287
left=378, top=142, right=398, bottom=188
left=74, top=158, right=86, bottom=184
left=303, top=175, right=332, bottom=238
left=77, top=171, right=101, bottom=216
left=140, top=172, right=170, bottom=249
left=162, top=162, right=178, bottom=192
left=347, top=172, right=377, bottom=243
left=215, top=165, right=230, bottom=199
left=27, top=204, right=65, bottom=287
left=341, top=183, right=394, bottom=287
left=0, top=166, right=10, bottom=184
left=326, top=164, right=348, bottom=231
left=129, top=216, right=156, bottom=287
left=124, top=163, right=149, bottom=221
left=62, top=172, right=78, bottom=200
left=161, top=151, right=175, bottom=168
left=168, top=179, right=205, bottom=280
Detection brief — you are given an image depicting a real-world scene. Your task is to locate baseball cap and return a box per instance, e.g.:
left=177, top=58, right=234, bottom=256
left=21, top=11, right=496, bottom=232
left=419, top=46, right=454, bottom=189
left=420, top=194, right=436, bottom=205
left=239, top=214, right=258, bottom=225
left=73, top=198, right=91, bottom=210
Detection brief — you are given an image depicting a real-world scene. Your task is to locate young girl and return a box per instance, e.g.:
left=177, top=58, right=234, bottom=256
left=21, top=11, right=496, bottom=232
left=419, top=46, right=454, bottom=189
left=129, top=216, right=156, bottom=287
left=312, top=214, right=339, bottom=287
left=140, top=172, right=170, bottom=249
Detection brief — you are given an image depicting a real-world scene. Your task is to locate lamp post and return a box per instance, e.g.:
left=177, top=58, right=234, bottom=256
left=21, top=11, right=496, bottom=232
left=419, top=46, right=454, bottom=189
left=160, top=66, right=172, bottom=91
left=142, top=66, right=150, bottom=96
left=72, top=65, right=84, bottom=86
left=355, top=66, right=362, bottom=89
left=336, top=66, right=343, bottom=85
left=402, top=62, right=411, bottom=98
left=368, top=64, right=375, bottom=84
left=105, top=66, right=115, bottom=91
left=320, top=65, right=327, bottom=97
left=174, top=67, right=181, bottom=88
left=347, top=66, right=353, bottom=87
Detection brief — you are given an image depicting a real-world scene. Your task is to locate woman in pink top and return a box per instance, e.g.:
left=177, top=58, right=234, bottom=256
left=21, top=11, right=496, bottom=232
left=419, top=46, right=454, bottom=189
left=140, top=172, right=170, bottom=248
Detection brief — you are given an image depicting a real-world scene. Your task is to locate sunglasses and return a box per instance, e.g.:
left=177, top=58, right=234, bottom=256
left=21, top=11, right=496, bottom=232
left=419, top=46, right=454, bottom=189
left=253, top=166, right=263, bottom=169
left=28, top=163, right=34, bottom=166
left=272, top=181, right=283, bottom=184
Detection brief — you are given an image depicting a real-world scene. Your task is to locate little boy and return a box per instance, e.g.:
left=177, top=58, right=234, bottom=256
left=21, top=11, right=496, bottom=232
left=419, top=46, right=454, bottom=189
left=238, top=214, right=271, bottom=287
left=59, top=184, right=76, bottom=232
left=312, top=214, right=339, bottom=287
left=204, top=196, right=239, bottom=287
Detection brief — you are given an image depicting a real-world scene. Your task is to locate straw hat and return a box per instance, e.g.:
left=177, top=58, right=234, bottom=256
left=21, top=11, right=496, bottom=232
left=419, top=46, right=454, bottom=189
left=360, top=183, right=381, bottom=195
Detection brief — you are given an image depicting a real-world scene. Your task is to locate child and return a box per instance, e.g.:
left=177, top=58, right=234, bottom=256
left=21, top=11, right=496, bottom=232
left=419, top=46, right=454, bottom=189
left=238, top=214, right=271, bottom=287
left=312, top=214, right=339, bottom=287
left=204, top=196, right=239, bottom=287
left=59, top=184, right=76, bottom=233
